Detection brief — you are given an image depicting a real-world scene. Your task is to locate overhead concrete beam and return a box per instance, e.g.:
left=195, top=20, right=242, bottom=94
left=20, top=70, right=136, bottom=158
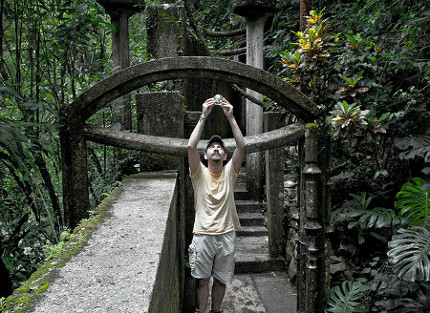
left=83, top=123, right=305, bottom=155
left=68, top=56, right=321, bottom=122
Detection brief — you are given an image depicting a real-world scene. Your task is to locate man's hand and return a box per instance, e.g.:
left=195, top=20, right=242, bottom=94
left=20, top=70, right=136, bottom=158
left=202, top=98, right=216, bottom=118
left=220, top=98, right=234, bottom=120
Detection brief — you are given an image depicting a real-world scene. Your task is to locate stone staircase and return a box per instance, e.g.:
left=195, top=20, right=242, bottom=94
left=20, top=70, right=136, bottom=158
left=234, top=172, right=285, bottom=274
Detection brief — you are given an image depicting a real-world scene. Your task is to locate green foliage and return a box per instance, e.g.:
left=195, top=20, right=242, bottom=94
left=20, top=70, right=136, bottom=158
left=0, top=114, right=60, bottom=288
left=394, top=134, right=430, bottom=176
left=330, top=101, right=371, bottom=140
left=394, top=177, right=430, bottom=226
left=0, top=0, right=132, bottom=294
left=42, top=229, right=74, bottom=261
left=280, top=9, right=339, bottom=105
left=387, top=226, right=430, bottom=282
left=333, top=193, right=401, bottom=245
left=325, top=281, right=369, bottom=313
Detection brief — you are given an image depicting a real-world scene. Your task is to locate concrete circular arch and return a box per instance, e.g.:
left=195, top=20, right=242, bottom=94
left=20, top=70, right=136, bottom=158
left=70, top=56, right=321, bottom=122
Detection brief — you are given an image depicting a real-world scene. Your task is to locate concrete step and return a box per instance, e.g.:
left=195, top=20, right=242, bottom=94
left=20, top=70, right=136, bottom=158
left=234, top=189, right=250, bottom=201
left=235, top=199, right=261, bottom=213
left=236, top=225, right=268, bottom=236
left=238, top=212, right=265, bottom=226
left=234, top=182, right=249, bottom=200
left=235, top=236, right=284, bottom=274
left=234, top=170, right=251, bottom=200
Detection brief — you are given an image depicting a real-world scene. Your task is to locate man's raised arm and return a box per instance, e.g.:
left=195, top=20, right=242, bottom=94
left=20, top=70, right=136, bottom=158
left=187, top=98, right=216, bottom=175
left=221, top=99, right=246, bottom=173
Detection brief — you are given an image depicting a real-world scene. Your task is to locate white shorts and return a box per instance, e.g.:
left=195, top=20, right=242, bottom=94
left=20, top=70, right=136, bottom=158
left=188, top=231, right=236, bottom=285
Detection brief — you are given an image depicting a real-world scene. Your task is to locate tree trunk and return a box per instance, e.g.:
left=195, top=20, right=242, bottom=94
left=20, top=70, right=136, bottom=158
left=300, top=0, right=313, bottom=31
left=0, top=0, right=6, bottom=79
left=0, top=243, right=12, bottom=298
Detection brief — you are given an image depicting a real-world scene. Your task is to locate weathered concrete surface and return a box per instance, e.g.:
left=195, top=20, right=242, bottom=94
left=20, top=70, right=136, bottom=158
left=83, top=122, right=305, bottom=156
left=70, top=57, right=320, bottom=121
left=146, top=3, right=186, bottom=58
left=30, top=173, right=178, bottom=313
left=211, top=272, right=297, bottom=313
left=136, top=91, right=184, bottom=171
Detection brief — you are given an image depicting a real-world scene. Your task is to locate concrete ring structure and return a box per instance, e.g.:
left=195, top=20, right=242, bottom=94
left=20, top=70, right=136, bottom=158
left=70, top=56, right=321, bottom=122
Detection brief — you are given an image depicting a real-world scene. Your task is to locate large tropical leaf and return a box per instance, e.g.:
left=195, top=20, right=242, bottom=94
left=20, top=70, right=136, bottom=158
left=387, top=226, right=430, bottom=282
left=325, top=281, right=368, bottom=313
left=395, top=177, right=430, bottom=226
left=335, top=193, right=401, bottom=244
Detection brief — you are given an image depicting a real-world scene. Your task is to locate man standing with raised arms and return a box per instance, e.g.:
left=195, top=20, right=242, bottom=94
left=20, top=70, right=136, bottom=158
left=187, top=95, right=246, bottom=313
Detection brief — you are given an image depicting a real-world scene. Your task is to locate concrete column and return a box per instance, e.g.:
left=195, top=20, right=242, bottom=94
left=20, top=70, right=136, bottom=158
left=97, top=0, right=145, bottom=131
left=111, top=13, right=132, bottom=130
left=301, top=128, right=326, bottom=313
left=60, top=115, right=90, bottom=229
left=246, top=17, right=265, bottom=200
left=233, top=0, right=278, bottom=200
left=264, top=112, right=285, bottom=259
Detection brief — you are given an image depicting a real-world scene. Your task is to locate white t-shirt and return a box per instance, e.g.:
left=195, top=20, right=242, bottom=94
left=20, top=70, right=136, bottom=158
left=191, top=161, right=240, bottom=234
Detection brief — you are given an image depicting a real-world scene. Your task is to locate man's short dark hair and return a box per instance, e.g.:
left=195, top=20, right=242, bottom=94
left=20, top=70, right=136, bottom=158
left=205, top=135, right=225, bottom=152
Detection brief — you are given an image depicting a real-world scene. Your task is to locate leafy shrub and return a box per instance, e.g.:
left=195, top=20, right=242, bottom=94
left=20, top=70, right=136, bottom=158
left=325, top=281, right=369, bottom=313
left=333, top=193, right=401, bottom=245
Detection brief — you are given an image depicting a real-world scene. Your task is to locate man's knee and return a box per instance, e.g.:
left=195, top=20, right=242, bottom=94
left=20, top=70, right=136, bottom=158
left=197, top=277, right=211, bottom=287
left=213, top=277, right=226, bottom=287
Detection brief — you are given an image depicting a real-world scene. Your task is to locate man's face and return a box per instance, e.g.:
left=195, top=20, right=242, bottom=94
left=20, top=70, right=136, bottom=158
left=204, top=143, right=227, bottom=163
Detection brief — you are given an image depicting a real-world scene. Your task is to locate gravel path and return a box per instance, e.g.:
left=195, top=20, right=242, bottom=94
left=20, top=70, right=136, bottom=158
left=31, top=176, right=177, bottom=313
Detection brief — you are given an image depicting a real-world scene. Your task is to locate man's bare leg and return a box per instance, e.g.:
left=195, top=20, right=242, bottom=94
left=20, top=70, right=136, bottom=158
left=211, top=278, right=226, bottom=311
left=196, top=278, right=211, bottom=311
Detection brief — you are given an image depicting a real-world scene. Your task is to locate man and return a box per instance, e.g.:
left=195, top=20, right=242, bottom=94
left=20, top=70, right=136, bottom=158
left=187, top=96, right=246, bottom=313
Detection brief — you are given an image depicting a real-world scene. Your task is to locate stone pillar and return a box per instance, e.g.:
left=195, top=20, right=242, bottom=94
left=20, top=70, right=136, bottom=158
left=60, top=114, right=90, bottom=229
left=301, top=128, right=327, bottom=313
left=233, top=0, right=278, bottom=200
left=97, top=0, right=145, bottom=131
left=285, top=180, right=299, bottom=281
left=111, top=13, right=132, bottom=130
left=264, top=112, right=285, bottom=258
left=136, top=91, right=184, bottom=171
left=146, top=3, right=187, bottom=59
left=297, top=140, right=306, bottom=313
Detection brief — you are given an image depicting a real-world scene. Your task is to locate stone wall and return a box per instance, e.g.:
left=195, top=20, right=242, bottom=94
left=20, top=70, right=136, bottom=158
left=284, top=178, right=299, bottom=282
left=148, top=176, right=183, bottom=313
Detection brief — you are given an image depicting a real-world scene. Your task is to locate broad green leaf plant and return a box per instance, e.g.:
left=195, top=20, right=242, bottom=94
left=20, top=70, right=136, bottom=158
left=387, top=226, right=430, bottom=282
left=325, top=281, right=369, bottom=313
left=394, top=177, right=430, bottom=226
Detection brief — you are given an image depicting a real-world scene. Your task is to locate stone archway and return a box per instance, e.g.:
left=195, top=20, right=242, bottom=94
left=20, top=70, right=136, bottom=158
left=62, top=56, right=320, bottom=226
left=60, top=56, right=328, bottom=313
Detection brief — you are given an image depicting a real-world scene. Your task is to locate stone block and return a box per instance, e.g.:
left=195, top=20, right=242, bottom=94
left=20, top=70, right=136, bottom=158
left=136, top=91, right=184, bottom=171
left=287, top=256, right=297, bottom=281
left=286, top=206, right=299, bottom=221
left=146, top=3, right=186, bottom=58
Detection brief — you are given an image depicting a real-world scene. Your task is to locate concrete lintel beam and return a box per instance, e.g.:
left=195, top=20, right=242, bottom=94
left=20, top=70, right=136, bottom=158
left=97, top=0, right=145, bottom=17
left=83, top=123, right=305, bottom=155
left=233, top=0, right=279, bottom=19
